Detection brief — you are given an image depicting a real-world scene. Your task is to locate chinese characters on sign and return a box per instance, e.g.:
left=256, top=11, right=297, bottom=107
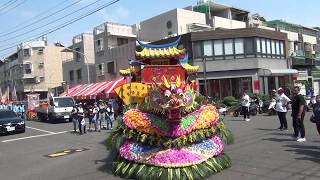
left=141, top=65, right=185, bottom=84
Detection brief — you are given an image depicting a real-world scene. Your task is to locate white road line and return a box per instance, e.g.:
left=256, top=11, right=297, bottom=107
left=1, top=131, right=68, bottom=143
left=26, top=126, right=55, bottom=134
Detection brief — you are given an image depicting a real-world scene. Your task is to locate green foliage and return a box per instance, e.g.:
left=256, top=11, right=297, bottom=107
left=223, top=96, right=238, bottom=107
left=113, top=154, right=232, bottom=180
left=195, top=95, right=207, bottom=105
left=106, top=122, right=234, bottom=151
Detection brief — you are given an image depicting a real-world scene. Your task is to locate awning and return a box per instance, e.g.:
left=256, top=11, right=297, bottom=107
left=261, top=69, right=298, bottom=76
left=104, top=77, right=127, bottom=95
left=77, top=81, right=113, bottom=99
left=60, top=84, right=83, bottom=97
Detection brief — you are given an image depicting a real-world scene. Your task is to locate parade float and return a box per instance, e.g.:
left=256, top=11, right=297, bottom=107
left=107, top=37, right=233, bottom=180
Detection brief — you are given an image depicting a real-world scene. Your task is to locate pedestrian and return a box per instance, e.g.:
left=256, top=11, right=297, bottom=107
left=241, top=90, right=250, bottom=121
left=71, top=104, right=79, bottom=133
left=291, top=86, right=306, bottom=142
left=77, top=103, right=86, bottom=134
left=99, top=101, right=106, bottom=129
left=93, top=103, right=100, bottom=132
left=275, top=88, right=291, bottom=131
left=105, top=103, right=114, bottom=130
left=310, top=95, right=320, bottom=135
left=87, top=105, right=94, bottom=131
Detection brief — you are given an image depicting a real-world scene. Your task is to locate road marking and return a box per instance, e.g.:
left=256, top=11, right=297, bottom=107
left=26, top=126, right=55, bottom=134
left=45, top=148, right=89, bottom=158
left=1, top=131, right=68, bottom=143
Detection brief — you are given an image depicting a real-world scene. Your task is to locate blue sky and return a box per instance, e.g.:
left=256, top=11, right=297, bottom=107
left=0, top=0, right=319, bottom=58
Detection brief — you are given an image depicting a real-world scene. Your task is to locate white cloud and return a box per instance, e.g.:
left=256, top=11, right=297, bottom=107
left=98, top=6, right=130, bottom=23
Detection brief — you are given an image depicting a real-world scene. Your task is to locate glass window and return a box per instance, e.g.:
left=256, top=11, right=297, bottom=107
left=203, top=40, right=213, bottom=56
left=256, top=38, right=261, bottom=53
left=266, top=39, right=271, bottom=54
left=23, top=63, right=32, bottom=74
left=245, top=38, right=254, bottom=55
left=224, top=39, right=233, bottom=55
left=261, top=39, right=266, bottom=54
left=77, top=69, right=82, bottom=80
left=214, top=40, right=223, bottom=56
left=280, top=41, right=284, bottom=55
left=193, top=41, right=202, bottom=58
left=235, top=39, right=244, bottom=54
left=271, top=40, right=276, bottom=55
left=275, top=41, right=280, bottom=55
left=69, top=70, right=74, bottom=81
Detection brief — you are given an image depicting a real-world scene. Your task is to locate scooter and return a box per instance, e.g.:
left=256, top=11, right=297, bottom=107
left=233, top=101, right=257, bottom=117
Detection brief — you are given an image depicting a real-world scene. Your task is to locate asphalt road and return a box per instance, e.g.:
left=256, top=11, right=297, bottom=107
left=0, top=113, right=319, bottom=180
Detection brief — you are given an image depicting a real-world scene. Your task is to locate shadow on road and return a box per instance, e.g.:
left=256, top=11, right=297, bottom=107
left=95, top=140, right=117, bottom=175
left=262, top=137, right=294, bottom=142
left=284, top=144, right=320, bottom=164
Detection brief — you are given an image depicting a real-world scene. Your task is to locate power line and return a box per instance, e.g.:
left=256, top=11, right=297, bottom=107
left=0, top=0, right=120, bottom=57
left=0, top=0, right=82, bottom=36
left=0, top=0, right=19, bottom=12
left=0, top=0, right=104, bottom=43
left=0, top=0, right=28, bottom=16
left=0, top=0, right=16, bottom=10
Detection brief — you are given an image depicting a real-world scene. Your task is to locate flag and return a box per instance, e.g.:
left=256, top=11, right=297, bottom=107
left=11, top=85, right=17, bottom=101
left=1, top=86, right=9, bottom=103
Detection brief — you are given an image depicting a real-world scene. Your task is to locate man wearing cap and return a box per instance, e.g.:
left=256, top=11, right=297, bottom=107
left=275, top=87, right=291, bottom=130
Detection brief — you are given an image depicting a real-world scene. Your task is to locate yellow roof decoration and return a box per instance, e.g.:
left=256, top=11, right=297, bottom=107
left=182, top=63, right=199, bottom=73
left=115, top=82, right=148, bottom=105
left=119, top=66, right=136, bottom=76
left=136, top=47, right=185, bottom=58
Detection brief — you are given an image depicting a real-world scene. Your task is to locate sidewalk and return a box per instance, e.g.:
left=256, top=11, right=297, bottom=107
left=212, top=112, right=320, bottom=180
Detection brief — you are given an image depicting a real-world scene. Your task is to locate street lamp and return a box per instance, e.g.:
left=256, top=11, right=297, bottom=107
left=57, top=43, right=90, bottom=84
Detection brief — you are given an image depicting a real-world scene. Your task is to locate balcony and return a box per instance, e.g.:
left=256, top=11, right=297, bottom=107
left=291, top=50, right=315, bottom=66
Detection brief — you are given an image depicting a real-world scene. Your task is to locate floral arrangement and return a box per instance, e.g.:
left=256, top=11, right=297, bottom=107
left=107, top=40, right=233, bottom=180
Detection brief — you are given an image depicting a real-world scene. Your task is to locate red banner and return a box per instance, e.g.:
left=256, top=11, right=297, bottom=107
left=141, top=65, right=185, bottom=84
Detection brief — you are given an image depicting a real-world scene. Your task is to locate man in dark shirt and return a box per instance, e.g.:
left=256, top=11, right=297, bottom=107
left=291, top=86, right=306, bottom=142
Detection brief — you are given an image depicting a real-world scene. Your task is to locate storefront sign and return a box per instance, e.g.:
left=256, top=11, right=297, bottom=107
left=253, top=80, right=260, bottom=91
left=141, top=65, right=185, bottom=84
left=26, top=94, right=40, bottom=110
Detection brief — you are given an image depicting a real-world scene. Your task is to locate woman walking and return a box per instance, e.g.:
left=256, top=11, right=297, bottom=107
left=275, top=88, right=291, bottom=130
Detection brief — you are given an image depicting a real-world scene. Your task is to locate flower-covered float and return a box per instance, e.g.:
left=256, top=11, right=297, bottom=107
left=107, top=37, right=233, bottom=180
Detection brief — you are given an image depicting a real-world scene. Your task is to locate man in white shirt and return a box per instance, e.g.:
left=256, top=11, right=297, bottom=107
left=241, top=90, right=251, bottom=121
left=275, top=88, right=291, bottom=130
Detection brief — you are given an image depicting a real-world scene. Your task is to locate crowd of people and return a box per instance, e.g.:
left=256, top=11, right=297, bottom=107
left=70, top=99, right=123, bottom=135
left=241, top=86, right=320, bottom=143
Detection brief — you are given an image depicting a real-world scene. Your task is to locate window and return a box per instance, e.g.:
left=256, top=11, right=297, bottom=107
left=23, top=63, right=32, bottom=74
left=214, top=40, right=223, bottom=56
left=193, top=41, right=202, bottom=58
left=245, top=38, right=254, bottom=56
left=266, top=39, right=271, bottom=55
left=75, top=48, right=81, bottom=62
left=107, top=62, right=114, bottom=73
left=224, top=39, right=234, bottom=55
left=275, top=41, right=280, bottom=55
left=96, top=39, right=104, bottom=52
left=76, top=69, right=82, bottom=80
left=235, top=38, right=244, bottom=54
left=261, top=39, right=266, bottom=54
left=117, top=38, right=128, bottom=46
left=203, top=40, right=213, bottom=56
left=38, top=62, right=44, bottom=68
left=97, top=63, right=104, bottom=76
left=38, top=49, right=44, bottom=54
left=271, top=40, right=276, bottom=55
left=280, top=41, right=284, bottom=55
left=166, top=21, right=172, bottom=29
left=23, top=49, right=31, bottom=56
left=256, top=38, right=261, bottom=53
left=69, top=70, right=74, bottom=81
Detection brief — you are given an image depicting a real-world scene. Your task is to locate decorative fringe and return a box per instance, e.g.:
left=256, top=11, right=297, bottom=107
left=106, top=122, right=234, bottom=151
left=113, top=154, right=232, bottom=180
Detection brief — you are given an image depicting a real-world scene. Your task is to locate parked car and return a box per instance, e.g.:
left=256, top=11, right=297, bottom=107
left=0, top=110, right=25, bottom=135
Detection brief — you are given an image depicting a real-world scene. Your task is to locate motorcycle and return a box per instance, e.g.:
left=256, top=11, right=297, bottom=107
left=261, top=99, right=277, bottom=116
left=233, top=101, right=257, bottom=117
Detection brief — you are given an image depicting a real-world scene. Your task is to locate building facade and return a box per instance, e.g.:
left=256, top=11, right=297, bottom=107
left=62, top=33, right=95, bottom=87
left=93, top=22, right=136, bottom=82
left=0, top=39, right=72, bottom=100
left=160, top=28, right=295, bottom=99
